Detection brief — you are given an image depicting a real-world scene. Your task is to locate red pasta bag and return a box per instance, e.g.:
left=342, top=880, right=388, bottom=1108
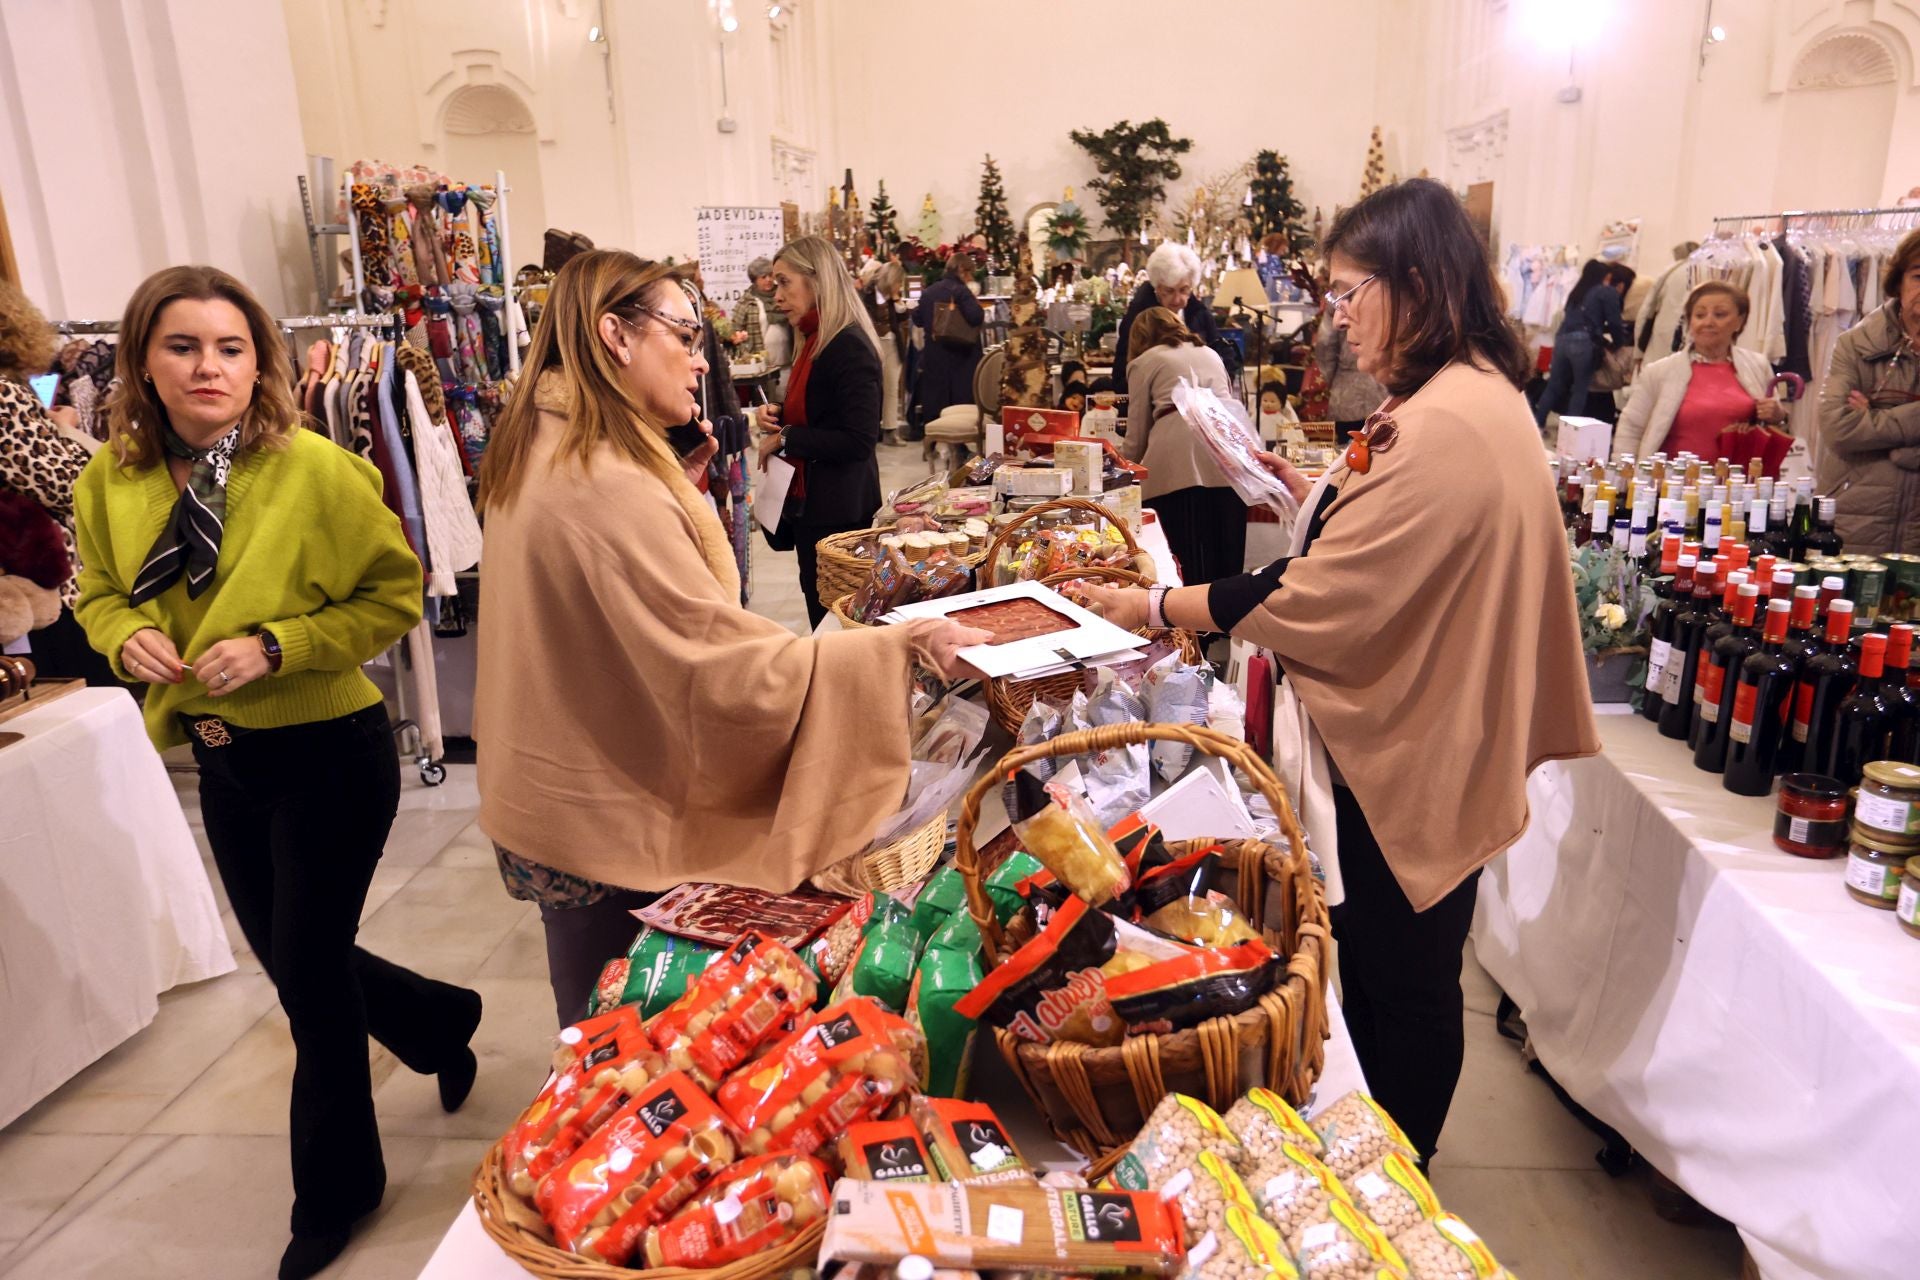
left=717, top=997, right=924, bottom=1158
left=540, top=1071, right=741, bottom=1263
left=647, top=931, right=818, bottom=1085
left=639, top=1154, right=832, bottom=1268
left=504, top=1008, right=671, bottom=1197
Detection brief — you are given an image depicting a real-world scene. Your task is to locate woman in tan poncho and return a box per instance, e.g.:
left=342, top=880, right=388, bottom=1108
left=474, top=250, right=985, bottom=1024
left=1073, top=180, right=1599, bottom=1163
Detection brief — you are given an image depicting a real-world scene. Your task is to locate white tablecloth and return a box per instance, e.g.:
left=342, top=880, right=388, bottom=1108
left=0, top=688, right=235, bottom=1126
left=1473, top=708, right=1919, bottom=1280
left=418, top=988, right=1365, bottom=1278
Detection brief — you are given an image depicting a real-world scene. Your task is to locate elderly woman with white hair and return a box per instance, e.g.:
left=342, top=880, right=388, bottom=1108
left=1113, top=242, right=1223, bottom=392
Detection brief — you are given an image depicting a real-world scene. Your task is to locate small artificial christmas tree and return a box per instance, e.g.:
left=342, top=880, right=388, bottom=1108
left=868, top=180, right=899, bottom=250
left=1360, top=127, right=1388, bottom=198
left=1045, top=188, right=1093, bottom=262
left=974, top=155, right=1017, bottom=270
left=1248, top=150, right=1312, bottom=254
left=1068, top=117, right=1194, bottom=248
left=915, top=193, right=943, bottom=249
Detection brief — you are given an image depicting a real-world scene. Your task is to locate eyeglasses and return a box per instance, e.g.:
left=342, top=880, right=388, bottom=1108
left=1325, top=274, right=1378, bottom=314
left=616, top=305, right=704, bottom=357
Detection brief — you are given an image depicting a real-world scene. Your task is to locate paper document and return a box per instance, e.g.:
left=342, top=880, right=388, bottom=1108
left=756, top=454, right=796, bottom=533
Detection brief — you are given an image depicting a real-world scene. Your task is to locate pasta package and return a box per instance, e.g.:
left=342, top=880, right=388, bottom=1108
left=911, top=1097, right=1035, bottom=1186
left=587, top=929, right=719, bottom=1019
left=1106, top=939, right=1280, bottom=1034
left=716, top=998, right=924, bottom=1157
left=1182, top=1203, right=1303, bottom=1280
left=638, top=1154, right=831, bottom=1269
left=837, top=1118, right=939, bottom=1183
left=648, top=931, right=819, bottom=1084
left=1223, top=1089, right=1326, bottom=1171
left=1312, top=1093, right=1419, bottom=1181
left=540, top=1071, right=740, bottom=1262
left=505, top=1009, right=669, bottom=1198
left=830, top=918, right=926, bottom=1014
left=1293, top=1201, right=1408, bottom=1279
left=909, top=944, right=984, bottom=1098
left=910, top=866, right=970, bottom=940
left=820, top=1180, right=1186, bottom=1275
left=1101, top=1094, right=1243, bottom=1195
left=1004, top=768, right=1132, bottom=907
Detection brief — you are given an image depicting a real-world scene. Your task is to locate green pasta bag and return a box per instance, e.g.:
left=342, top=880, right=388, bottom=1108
left=830, top=918, right=925, bottom=1014
left=586, top=929, right=718, bottom=1018
left=984, top=851, right=1045, bottom=925
left=909, top=866, right=969, bottom=941
left=926, top=908, right=984, bottom=959
left=908, top=945, right=984, bottom=1097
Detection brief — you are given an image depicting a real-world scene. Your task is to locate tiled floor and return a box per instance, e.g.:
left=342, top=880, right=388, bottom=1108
left=0, top=443, right=1744, bottom=1278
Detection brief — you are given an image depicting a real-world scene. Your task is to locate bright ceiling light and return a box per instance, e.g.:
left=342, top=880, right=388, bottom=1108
left=1514, top=0, right=1610, bottom=53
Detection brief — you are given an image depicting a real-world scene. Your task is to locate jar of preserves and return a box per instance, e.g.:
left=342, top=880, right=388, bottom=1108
left=1856, top=761, right=1920, bottom=841
left=1774, top=774, right=1850, bottom=858
left=1898, top=856, right=1920, bottom=939
left=1845, top=826, right=1917, bottom=909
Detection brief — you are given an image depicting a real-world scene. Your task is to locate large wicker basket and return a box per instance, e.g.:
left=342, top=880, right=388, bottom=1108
left=813, top=525, right=988, bottom=604
left=979, top=496, right=1157, bottom=587
left=471, top=1140, right=824, bottom=1280
left=953, top=722, right=1330, bottom=1157
left=981, top=564, right=1204, bottom=735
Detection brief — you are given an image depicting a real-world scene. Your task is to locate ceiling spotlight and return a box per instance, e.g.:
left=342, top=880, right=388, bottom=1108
left=1709, top=24, right=1727, bottom=42
left=587, top=24, right=603, bottom=41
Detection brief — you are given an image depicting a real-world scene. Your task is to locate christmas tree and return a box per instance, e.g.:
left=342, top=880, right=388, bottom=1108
left=1068, top=118, right=1193, bottom=247
left=1360, top=127, right=1387, bottom=198
left=915, top=193, right=943, bottom=248
left=868, top=180, right=899, bottom=250
left=974, top=155, right=1017, bottom=270
left=1249, top=150, right=1312, bottom=253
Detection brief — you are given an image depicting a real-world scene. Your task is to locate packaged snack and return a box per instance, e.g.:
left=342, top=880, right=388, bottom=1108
left=1293, top=1201, right=1408, bottom=1279
left=1016, top=699, right=1066, bottom=782
left=955, top=896, right=1124, bottom=1045
left=1101, top=1093, right=1243, bottom=1194
left=540, top=1071, right=741, bottom=1262
left=837, top=1118, right=938, bottom=1183
left=910, top=866, right=971, bottom=941
left=637, top=882, right=854, bottom=950
left=1143, top=655, right=1215, bottom=782
left=1105, top=938, right=1279, bottom=1034
left=1311, top=1093, right=1419, bottom=1181
left=1223, top=1089, right=1325, bottom=1171
left=984, top=850, right=1045, bottom=925
left=505, top=1009, right=669, bottom=1198
left=649, top=932, right=819, bottom=1084
left=587, top=929, right=720, bottom=1019
left=927, top=907, right=984, bottom=958
left=1083, top=668, right=1153, bottom=828
left=1388, top=1214, right=1505, bottom=1280
left=912, top=1097, right=1035, bottom=1186
left=1160, top=1151, right=1258, bottom=1246
left=1245, top=1144, right=1354, bottom=1246
left=1145, top=894, right=1261, bottom=948
left=909, top=944, right=984, bottom=1097
left=831, top=919, right=927, bottom=1014
left=1182, top=1202, right=1303, bottom=1280
left=1346, top=1153, right=1441, bottom=1239
left=717, top=998, right=925, bottom=1157
left=848, top=550, right=916, bottom=622
left=638, top=1154, right=832, bottom=1268
left=1004, top=768, right=1132, bottom=907
left=820, top=1181, right=1186, bottom=1275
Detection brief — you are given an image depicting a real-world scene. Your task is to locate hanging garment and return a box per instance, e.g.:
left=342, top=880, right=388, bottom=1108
left=400, top=368, right=482, bottom=596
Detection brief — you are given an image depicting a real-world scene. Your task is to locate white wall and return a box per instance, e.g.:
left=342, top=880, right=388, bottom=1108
left=0, top=0, right=311, bottom=318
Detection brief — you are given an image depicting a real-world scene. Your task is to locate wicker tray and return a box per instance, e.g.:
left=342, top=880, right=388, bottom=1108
left=470, top=1138, right=825, bottom=1280
left=981, top=564, right=1203, bottom=735
left=828, top=593, right=870, bottom=630
left=953, top=722, right=1330, bottom=1156
left=854, top=809, right=948, bottom=894
left=812, top=525, right=988, bottom=605
left=979, top=496, right=1156, bottom=588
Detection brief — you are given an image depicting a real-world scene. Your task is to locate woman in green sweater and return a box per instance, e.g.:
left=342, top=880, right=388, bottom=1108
left=72, top=266, right=482, bottom=1280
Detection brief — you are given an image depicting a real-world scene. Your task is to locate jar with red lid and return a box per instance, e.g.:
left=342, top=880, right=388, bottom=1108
left=1774, top=773, right=1849, bottom=858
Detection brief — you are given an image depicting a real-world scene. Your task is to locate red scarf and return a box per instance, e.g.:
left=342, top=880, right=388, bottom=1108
left=781, top=310, right=820, bottom=503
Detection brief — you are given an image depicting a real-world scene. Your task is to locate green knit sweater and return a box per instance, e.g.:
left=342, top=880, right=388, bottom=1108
left=73, top=429, right=424, bottom=748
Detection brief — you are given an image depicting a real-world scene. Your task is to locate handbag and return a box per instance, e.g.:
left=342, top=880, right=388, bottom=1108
left=932, top=299, right=982, bottom=349
left=756, top=298, right=793, bottom=368
left=1589, top=342, right=1640, bottom=394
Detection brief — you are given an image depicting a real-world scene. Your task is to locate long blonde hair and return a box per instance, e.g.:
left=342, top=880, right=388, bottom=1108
left=106, top=265, right=303, bottom=469
left=775, top=235, right=879, bottom=358
left=478, top=249, right=687, bottom=512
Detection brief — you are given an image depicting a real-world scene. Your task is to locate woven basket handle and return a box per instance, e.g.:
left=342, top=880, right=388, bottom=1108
left=981, top=497, right=1141, bottom=588
left=954, top=722, right=1309, bottom=967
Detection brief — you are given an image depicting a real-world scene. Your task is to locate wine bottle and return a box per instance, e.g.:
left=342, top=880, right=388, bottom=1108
left=1694, top=582, right=1762, bottom=774
left=1816, top=575, right=1846, bottom=628
left=1884, top=623, right=1919, bottom=764
left=1789, top=478, right=1815, bottom=561
left=1660, top=561, right=1721, bottom=740
left=1643, top=555, right=1697, bottom=724
left=1772, top=586, right=1824, bottom=776
left=1582, top=499, right=1613, bottom=549
left=1725, top=598, right=1797, bottom=795
left=1826, top=633, right=1893, bottom=788
left=1744, top=498, right=1769, bottom=559
left=1803, top=496, right=1842, bottom=559
left=1690, top=568, right=1752, bottom=749
left=1792, top=600, right=1858, bottom=776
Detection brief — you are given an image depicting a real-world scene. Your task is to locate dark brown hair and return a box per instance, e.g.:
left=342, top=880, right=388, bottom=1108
left=1321, top=178, right=1530, bottom=395
left=1884, top=228, right=1920, bottom=302
left=1127, top=306, right=1203, bottom=362
left=106, top=265, right=302, bottom=469
left=1683, top=281, right=1751, bottom=339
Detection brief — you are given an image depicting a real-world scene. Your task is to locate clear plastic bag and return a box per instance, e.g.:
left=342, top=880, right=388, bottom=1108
left=1102, top=1093, right=1243, bottom=1193
left=1390, top=1213, right=1507, bottom=1280
left=1292, top=1200, right=1407, bottom=1279
left=1312, top=1092, right=1419, bottom=1181
left=1180, top=1202, right=1302, bottom=1280
left=1224, top=1088, right=1326, bottom=1173
left=1345, top=1152, right=1441, bottom=1239
left=1245, top=1143, right=1353, bottom=1247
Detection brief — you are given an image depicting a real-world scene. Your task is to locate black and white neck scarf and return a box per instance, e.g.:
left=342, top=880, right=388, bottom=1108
left=130, top=424, right=241, bottom=605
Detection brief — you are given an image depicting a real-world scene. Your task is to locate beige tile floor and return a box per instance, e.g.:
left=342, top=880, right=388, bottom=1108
left=0, top=444, right=1745, bottom=1278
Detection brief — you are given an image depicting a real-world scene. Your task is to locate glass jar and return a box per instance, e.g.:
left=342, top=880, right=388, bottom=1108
left=1845, top=826, right=1918, bottom=909
left=1856, top=761, right=1920, bottom=841
left=1899, top=856, right=1920, bottom=940
left=1774, top=774, right=1850, bottom=858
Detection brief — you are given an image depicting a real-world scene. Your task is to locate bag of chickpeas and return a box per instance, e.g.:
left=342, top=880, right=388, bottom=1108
left=1224, top=1088, right=1325, bottom=1173
left=1180, top=1201, right=1302, bottom=1280
left=1101, top=1093, right=1243, bottom=1193
left=1391, top=1213, right=1509, bottom=1280
left=638, top=1153, right=831, bottom=1268
left=1345, top=1152, right=1441, bottom=1239
left=1291, top=1200, right=1409, bottom=1279
left=1245, top=1142, right=1353, bottom=1248
left=716, top=997, right=923, bottom=1158
left=1311, top=1092, right=1418, bottom=1181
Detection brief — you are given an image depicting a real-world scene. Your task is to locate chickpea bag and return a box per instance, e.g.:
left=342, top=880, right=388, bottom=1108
left=1346, top=1153, right=1440, bottom=1239
left=1293, top=1201, right=1408, bottom=1279
left=716, top=997, right=924, bottom=1158
left=1181, top=1201, right=1303, bottom=1280
left=638, top=1154, right=831, bottom=1269
left=1245, top=1143, right=1354, bottom=1247
left=1390, top=1213, right=1506, bottom=1280
left=1224, top=1089, right=1325, bottom=1172
left=540, top=1070, right=741, bottom=1263
left=648, top=931, right=818, bottom=1085
left=836, top=1118, right=938, bottom=1183
left=912, top=1096, right=1035, bottom=1186
left=1101, top=1093, right=1243, bottom=1194
left=1311, top=1093, right=1419, bottom=1181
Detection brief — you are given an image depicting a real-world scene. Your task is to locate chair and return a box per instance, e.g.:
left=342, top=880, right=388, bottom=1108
left=924, top=404, right=983, bottom=475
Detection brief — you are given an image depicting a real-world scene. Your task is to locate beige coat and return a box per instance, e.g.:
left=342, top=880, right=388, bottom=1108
left=1817, top=301, right=1920, bottom=557
left=1122, top=343, right=1236, bottom=499
left=1232, top=362, right=1600, bottom=911
left=474, top=393, right=918, bottom=894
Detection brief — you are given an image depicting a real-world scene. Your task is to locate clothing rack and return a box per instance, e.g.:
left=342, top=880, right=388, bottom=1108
left=1709, top=206, right=1920, bottom=233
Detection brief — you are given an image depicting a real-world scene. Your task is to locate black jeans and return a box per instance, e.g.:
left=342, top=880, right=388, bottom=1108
left=191, top=704, right=480, bottom=1235
left=1330, top=784, right=1481, bottom=1163
left=794, top=521, right=868, bottom=629
left=1144, top=486, right=1249, bottom=587
left=538, top=889, right=659, bottom=1028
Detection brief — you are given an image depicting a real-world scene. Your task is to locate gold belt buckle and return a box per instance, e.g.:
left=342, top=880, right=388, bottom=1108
left=190, top=717, right=234, bottom=748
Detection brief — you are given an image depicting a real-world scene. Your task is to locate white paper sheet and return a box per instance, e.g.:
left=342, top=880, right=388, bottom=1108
left=755, top=454, right=796, bottom=533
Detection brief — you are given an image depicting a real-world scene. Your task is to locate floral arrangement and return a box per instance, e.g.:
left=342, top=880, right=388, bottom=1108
left=1046, top=199, right=1092, bottom=261
left=1570, top=542, right=1652, bottom=657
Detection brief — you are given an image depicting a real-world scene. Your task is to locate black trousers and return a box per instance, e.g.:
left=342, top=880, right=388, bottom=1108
left=538, top=889, right=659, bottom=1028
left=191, top=704, right=480, bottom=1235
left=26, top=605, right=125, bottom=687
left=1145, top=486, right=1249, bottom=586
left=1331, top=783, right=1481, bottom=1163
left=794, top=520, right=868, bottom=629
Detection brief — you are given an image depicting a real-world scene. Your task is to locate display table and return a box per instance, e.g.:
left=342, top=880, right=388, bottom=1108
left=1473, top=708, right=1919, bottom=1280
left=0, top=688, right=236, bottom=1126
left=417, top=989, right=1366, bottom=1279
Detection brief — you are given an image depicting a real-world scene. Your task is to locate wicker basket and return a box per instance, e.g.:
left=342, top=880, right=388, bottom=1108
left=813, top=526, right=988, bottom=605
left=981, top=564, right=1204, bottom=735
left=979, top=497, right=1157, bottom=587
left=470, top=1140, right=825, bottom=1280
left=828, top=593, right=870, bottom=630
left=953, top=722, right=1330, bottom=1157
left=855, top=810, right=949, bottom=893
